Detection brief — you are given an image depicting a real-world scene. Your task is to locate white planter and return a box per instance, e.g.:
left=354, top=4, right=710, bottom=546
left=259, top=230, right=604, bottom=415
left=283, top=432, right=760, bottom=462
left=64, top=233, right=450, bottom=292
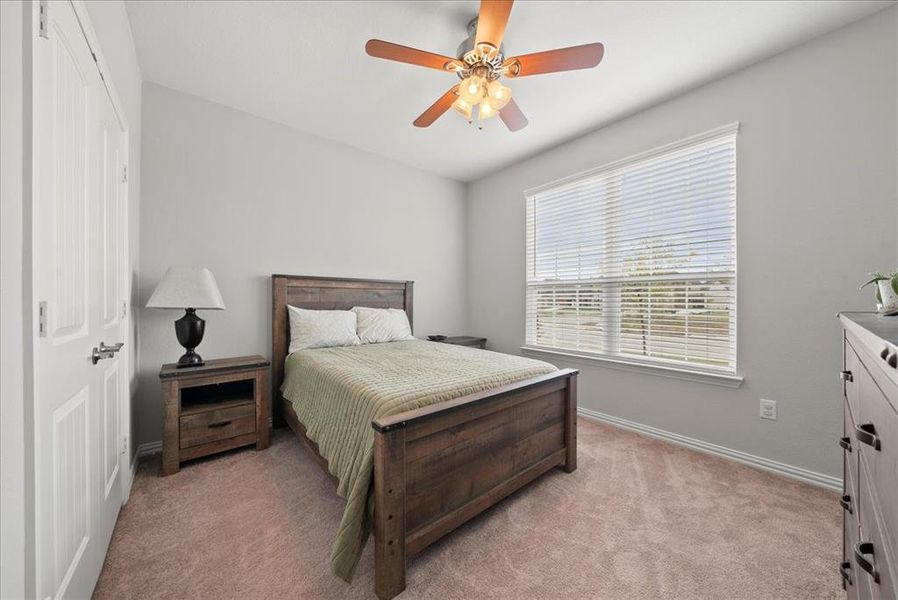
left=877, top=279, right=898, bottom=315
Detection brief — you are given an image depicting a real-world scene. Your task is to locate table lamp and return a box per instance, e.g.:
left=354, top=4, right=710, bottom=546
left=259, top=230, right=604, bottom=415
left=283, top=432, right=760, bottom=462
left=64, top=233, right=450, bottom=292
left=146, top=267, right=225, bottom=367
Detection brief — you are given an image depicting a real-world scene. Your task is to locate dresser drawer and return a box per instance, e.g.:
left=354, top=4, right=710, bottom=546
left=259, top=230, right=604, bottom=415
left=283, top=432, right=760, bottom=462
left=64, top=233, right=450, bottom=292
left=852, top=364, right=898, bottom=556
left=843, top=446, right=859, bottom=532
left=844, top=403, right=860, bottom=511
left=843, top=451, right=861, bottom=596
left=846, top=342, right=865, bottom=420
left=857, top=463, right=897, bottom=600
left=180, top=402, right=256, bottom=449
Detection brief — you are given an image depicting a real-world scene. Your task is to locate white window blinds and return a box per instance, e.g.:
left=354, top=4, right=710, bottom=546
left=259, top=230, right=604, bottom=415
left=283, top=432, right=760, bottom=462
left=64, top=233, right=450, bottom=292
left=525, top=124, right=738, bottom=375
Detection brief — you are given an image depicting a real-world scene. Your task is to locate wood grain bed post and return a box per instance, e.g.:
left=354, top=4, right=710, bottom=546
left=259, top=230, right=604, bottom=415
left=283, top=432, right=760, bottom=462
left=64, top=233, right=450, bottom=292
left=373, top=426, right=407, bottom=600
left=563, top=372, right=578, bottom=473
left=403, top=282, right=414, bottom=334
left=271, top=276, right=288, bottom=428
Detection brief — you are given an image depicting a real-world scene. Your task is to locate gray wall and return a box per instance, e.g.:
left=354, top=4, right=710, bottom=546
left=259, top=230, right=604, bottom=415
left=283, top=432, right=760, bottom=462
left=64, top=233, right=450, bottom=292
left=466, top=8, right=898, bottom=479
left=136, top=83, right=468, bottom=447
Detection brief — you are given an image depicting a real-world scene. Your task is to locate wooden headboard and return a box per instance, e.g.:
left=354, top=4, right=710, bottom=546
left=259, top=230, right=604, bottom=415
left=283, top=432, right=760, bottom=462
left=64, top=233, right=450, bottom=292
left=270, top=274, right=414, bottom=425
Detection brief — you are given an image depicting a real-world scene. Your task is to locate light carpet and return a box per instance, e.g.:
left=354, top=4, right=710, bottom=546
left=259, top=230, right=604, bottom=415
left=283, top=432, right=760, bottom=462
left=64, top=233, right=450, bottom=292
left=94, top=418, right=841, bottom=599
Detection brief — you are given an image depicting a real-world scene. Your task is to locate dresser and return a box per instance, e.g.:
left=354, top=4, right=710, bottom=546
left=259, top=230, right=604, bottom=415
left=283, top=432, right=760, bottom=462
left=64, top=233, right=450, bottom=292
left=838, top=313, right=897, bottom=600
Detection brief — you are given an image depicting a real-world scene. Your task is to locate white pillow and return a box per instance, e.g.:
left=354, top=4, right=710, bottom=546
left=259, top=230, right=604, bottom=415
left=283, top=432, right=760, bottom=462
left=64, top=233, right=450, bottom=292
left=352, top=307, right=414, bottom=344
left=287, top=306, right=361, bottom=353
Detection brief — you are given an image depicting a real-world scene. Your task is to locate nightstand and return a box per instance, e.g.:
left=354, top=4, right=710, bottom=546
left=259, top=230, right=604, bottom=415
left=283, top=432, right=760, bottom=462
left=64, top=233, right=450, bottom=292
left=434, top=336, right=487, bottom=349
left=159, top=355, right=270, bottom=475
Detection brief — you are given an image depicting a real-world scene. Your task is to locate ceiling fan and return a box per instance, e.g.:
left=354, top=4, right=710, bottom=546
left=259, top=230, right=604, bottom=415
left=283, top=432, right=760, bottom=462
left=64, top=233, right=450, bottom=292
left=365, top=0, right=605, bottom=132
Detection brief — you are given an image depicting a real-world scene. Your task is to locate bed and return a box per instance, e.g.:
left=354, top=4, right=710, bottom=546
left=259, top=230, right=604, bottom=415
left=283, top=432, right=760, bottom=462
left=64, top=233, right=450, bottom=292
left=271, top=275, right=579, bottom=599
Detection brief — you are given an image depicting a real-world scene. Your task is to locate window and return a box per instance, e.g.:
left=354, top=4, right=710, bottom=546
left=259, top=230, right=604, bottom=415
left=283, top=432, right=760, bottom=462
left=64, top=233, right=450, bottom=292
left=524, top=124, right=738, bottom=377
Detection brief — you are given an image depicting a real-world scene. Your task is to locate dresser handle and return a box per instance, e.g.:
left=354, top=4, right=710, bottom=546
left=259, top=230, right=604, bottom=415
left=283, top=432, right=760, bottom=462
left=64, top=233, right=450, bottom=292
left=855, top=424, right=881, bottom=451
left=208, top=420, right=232, bottom=428
left=839, top=436, right=852, bottom=452
left=839, top=561, right=852, bottom=588
left=887, top=351, right=898, bottom=369
left=881, top=347, right=890, bottom=360
left=839, top=494, right=853, bottom=514
left=839, top=370, right=853, bottom=382
left=854, top=542, right=880, bottom=584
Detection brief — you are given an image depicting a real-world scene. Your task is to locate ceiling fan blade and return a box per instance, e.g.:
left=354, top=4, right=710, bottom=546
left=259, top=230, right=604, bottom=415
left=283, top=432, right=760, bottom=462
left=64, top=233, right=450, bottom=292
left=499, top=98, right=528, bottom=131
left=504, top=42, right=604, bottom=77
left=365, top=39, right=463, bottom=71
left=474, top=0, right=514, bottom=49
left=413, top=86, right=460, bottom=128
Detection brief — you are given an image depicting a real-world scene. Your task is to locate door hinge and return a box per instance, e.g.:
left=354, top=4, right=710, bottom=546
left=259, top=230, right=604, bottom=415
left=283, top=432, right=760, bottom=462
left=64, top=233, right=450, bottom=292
left=121, top=300, right=128, bottom=318
left=121, top=436, right=128, bottom=455
left=38, top=301, right=48, bottom=337
left=122, top=164, right=128, bottom=183
left=38, top=1, right=48, bottom=39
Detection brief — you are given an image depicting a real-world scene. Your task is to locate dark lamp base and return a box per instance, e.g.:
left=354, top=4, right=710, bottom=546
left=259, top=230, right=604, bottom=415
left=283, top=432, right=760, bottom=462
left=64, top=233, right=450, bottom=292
left=176, top=348, right=205, bottom=368
left=174, top=308, right=206, bottom=368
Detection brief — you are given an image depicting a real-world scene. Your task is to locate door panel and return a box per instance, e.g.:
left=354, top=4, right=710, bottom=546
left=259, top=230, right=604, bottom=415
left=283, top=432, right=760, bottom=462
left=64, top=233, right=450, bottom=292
left=101, top=117, right=121, bottom=328
left=48, top=6, right=91, bottom=341
left=52, top=387, right=91, bottom=597
left=103, top=364, right=120, bottom=498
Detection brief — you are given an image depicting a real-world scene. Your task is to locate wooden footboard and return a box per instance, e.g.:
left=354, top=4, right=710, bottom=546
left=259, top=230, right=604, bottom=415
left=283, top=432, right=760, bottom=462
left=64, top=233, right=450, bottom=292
left=370, top=368, right=578, bottom=599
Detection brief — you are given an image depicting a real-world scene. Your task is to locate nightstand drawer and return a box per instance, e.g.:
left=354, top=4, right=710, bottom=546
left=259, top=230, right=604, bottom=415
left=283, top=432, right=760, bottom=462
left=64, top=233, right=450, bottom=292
left=180, top=402, right=256, bottom=449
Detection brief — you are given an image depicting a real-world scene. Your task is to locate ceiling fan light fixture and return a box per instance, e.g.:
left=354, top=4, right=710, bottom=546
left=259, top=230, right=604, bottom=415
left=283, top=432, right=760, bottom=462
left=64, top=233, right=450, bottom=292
left=365, top=0, right=605, bottom=131
left=459, top=75, right=486, bottom=105
left=452, top=97, right=474, bottom=121
left=487, top=80, right=512, bottom=109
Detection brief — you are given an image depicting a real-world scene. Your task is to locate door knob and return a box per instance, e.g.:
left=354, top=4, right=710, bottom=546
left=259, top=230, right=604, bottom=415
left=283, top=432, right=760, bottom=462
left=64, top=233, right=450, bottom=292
left=91, top=347, right=115, bottom=364
left=99, top=341, right=124, bottom=353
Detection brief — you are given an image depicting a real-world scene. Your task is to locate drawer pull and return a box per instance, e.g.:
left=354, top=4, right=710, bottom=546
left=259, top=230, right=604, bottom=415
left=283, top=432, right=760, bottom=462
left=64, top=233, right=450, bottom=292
left=881, top=347, right=890, bottom=360
left=887, top=351, right=898, bottom=369
left=839, top=561, right=852, bottom=588
left=208, top=420, right=233, bottom=428
left=839, top=436, right=852, bottom=452
left=839, top=494, right=853, bottom=514
left=839, top=370, right=853, bottom=382
left=855, top=423, right=881, bottom=451
left=854, top=542, right=880, bottom=584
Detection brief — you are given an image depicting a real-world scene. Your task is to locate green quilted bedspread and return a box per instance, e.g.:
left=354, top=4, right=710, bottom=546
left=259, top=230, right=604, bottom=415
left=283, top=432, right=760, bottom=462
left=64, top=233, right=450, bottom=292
left=281, top=339, right=556, bottom=581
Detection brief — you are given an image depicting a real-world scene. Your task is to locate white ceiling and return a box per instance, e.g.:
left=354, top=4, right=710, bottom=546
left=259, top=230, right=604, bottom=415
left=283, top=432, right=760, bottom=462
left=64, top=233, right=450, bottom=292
left=126, top=0, right=893, bottom=182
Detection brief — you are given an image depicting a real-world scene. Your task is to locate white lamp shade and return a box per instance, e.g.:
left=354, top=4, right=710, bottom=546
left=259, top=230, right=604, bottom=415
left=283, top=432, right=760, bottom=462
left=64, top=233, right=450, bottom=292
left=146, top=267, right=225, bottom=310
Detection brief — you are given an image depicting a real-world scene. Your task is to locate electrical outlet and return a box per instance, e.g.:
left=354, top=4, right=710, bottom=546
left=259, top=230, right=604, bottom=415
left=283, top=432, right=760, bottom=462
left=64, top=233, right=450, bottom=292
left=760, top=399, right=777, bottom=420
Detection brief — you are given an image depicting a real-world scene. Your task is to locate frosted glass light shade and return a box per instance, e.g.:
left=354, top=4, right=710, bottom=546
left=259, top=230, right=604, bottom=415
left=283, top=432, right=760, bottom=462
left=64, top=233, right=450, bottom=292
left=146, top=267, right=225, bottom=310
left=459, top=76, right=485, bottom=104
left=478, top=99, right=499, bottom=120
left=487, top=80, right=511, bottom=109
left=452, top=97, right=473, bottom=120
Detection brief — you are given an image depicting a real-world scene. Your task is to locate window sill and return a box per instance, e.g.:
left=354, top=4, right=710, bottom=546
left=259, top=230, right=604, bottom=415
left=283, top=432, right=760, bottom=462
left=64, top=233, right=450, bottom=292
left=520, top=346, right=744, bottom=389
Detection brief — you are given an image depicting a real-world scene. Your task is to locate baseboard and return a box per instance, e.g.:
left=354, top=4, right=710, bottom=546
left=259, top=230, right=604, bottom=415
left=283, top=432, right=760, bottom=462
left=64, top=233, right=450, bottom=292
left=124, top=450, right=139, bottom=501
left=136, top=440, right=162, bottom=457
left=578, top=407, right=842, bottom=492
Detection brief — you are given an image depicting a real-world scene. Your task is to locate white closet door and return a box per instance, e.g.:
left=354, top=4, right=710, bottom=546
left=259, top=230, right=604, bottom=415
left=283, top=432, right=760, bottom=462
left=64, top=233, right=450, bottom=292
left=95, top=66, right=127, bottom=562
left=34, top=2, right=127, bottom=597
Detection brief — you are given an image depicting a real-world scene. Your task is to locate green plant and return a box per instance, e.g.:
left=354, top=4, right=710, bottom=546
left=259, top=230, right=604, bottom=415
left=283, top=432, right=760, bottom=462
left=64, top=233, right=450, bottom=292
left=860, top=270, right=898, bottom=303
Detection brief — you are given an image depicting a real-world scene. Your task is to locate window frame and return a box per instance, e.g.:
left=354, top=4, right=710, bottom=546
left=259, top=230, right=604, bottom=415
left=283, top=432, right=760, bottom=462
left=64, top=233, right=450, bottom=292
left=521, top=123, right=742, bottom=387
